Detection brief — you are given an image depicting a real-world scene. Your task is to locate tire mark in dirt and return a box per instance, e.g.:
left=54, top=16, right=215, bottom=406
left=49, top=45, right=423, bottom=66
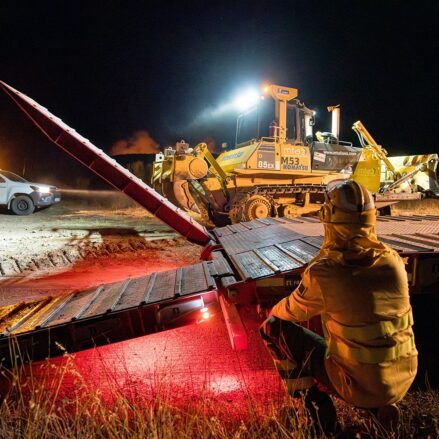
left=62, top=250, right=73, bottom=264
left=48, top=254, right=57, bottom=267
left=13, top=258, right=23, bottom=273
left=0, top=236, right=195, bottom=282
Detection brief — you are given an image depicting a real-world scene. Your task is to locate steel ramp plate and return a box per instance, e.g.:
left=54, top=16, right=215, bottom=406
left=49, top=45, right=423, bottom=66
left=302, top=236, right=325, bottom=248
left=231, top=252, right=275, bottom=280
left=209, top=252, right=235, bottom=277
left=256, top=246, right=303, bottom=272
left=384, top=234, right=439, bottom=252
left=379, top=237, right=435, bottom=252
left=217, top=225, right=304, bottom=256
left=81, top=281, right=130, bottom=317
left=278, top=240, right=319, bottom=263
left=0, top=263, right=217, bottom=366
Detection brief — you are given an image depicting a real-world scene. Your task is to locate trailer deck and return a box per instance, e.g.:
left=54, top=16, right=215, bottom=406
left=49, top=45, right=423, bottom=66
left=213, top=215, right=439, bottom=281
left=1, top=80, right=438, bottom=366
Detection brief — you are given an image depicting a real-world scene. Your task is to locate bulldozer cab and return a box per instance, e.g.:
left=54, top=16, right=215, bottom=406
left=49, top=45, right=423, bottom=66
left=231, top=84, right=360, bottom=177
left=235, top=91, right=313, bottom=146
left=235, top=98, right=274, bottom=146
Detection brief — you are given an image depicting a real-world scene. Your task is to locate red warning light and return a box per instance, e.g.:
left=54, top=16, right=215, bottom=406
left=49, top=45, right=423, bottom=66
left=200, top=307, right=210, bottom=320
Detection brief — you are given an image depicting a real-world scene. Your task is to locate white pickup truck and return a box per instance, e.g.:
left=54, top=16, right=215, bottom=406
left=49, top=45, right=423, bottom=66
left=0, top=170, right=61, bottom=215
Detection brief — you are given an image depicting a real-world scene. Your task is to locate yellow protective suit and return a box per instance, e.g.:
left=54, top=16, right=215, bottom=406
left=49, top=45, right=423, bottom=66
left=271, top=221, right=418, bottom=408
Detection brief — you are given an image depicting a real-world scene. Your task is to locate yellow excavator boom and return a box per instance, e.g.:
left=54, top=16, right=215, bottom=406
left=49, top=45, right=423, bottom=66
left=352, top=120, right=396, bottom=174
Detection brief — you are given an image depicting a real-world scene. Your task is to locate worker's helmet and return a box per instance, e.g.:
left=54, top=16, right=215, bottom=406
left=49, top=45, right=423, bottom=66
left=319, top=180, right=376, bottom=224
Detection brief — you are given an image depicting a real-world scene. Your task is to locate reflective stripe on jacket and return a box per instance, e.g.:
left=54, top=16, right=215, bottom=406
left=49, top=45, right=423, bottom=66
left=323, top=308, right=415, bottom=364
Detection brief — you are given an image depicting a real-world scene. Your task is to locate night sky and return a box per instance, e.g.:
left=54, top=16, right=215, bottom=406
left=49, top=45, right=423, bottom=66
left=0, top=1, right=437, bottom=185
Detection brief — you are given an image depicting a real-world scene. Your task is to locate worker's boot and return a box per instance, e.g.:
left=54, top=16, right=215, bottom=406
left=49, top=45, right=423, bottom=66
left=376, top=404, right=400, bottom=434
left=304, top=385, right=340, bottom=436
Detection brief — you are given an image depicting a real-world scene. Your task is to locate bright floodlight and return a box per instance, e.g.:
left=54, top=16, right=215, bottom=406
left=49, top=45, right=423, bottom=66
left=233, top=88, right=260, bottom=111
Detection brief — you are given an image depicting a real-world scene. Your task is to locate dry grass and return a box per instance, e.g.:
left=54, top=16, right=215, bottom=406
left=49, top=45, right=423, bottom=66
left=0, top=353, right=317, bottom=439
left=1, top=351, right=438, bottom=438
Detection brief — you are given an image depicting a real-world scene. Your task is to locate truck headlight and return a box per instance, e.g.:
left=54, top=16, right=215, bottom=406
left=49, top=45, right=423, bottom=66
left=30, top=185, right=52, bottom=195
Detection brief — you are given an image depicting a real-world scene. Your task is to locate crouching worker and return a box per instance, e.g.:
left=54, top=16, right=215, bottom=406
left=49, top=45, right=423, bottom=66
left=260, top=180, right=418, bottom=435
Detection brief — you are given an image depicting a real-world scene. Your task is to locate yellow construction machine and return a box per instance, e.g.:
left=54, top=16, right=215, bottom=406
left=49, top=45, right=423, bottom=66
left=152, top=84, right=439, bottom=225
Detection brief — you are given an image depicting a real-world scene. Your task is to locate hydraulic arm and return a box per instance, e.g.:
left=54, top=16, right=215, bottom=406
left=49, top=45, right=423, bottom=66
left=352, top=120, right=396, bottom=174
left=193, top=143, right=229, bottom=197
left=353, top=120, right=439, bottom=196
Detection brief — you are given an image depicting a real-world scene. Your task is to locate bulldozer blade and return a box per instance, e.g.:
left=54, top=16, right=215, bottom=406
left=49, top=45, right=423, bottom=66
left=162, top=180, right=201, bottom=214
left=426, top=169, right=439, bottom=197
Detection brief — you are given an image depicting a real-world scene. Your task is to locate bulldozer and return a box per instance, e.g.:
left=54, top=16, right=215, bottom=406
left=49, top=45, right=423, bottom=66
left=152, top=84, right=439, bottom=226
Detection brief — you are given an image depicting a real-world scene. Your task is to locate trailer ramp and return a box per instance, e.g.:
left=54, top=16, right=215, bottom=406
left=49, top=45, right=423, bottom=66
left=0, top=263, right=218, bottom=367
left=1, top=81, right=438, bottom=363
left=0, top=81, right=210, bottom=246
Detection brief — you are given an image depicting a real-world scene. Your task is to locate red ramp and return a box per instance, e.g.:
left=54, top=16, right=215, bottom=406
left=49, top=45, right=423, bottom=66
left=0, top=81, right=211, bottom=246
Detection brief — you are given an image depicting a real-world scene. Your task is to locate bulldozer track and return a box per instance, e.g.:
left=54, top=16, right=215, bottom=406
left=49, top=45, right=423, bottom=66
left=229, top=184, right=326, bottom=223
left=250, top=184, right=327, bottom=196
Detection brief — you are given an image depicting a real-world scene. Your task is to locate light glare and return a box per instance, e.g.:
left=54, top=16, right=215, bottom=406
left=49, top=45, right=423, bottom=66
left=233, top=89, right=260, bottom=111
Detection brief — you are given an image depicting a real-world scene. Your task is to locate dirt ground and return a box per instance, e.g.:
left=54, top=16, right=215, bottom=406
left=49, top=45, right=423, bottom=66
left=0, top=190, right=200, bottom=301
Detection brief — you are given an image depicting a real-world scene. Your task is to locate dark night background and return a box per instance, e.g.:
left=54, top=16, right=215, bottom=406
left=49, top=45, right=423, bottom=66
left=0, top=0, right=437, bottom=186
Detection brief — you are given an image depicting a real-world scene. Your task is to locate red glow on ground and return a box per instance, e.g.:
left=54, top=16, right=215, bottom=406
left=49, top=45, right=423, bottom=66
left=2, top=253, right=198, bottom=305
left=7, top=250, right=285, bottom=417
left=31, top=308, right=285, bottom=417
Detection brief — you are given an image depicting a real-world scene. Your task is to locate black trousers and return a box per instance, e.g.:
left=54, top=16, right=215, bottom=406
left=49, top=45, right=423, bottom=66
left=260, top=316, right=333, bottom=395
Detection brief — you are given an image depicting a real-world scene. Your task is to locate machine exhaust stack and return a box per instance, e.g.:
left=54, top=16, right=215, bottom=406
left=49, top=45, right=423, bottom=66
left=328, top=105, right=340, bottom=139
